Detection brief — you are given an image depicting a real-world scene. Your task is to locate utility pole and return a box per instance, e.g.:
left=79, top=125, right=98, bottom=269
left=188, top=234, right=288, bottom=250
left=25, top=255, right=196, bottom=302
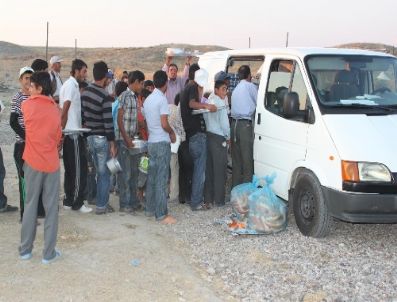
left=285, top=32, right=289, bottom=48
left=45, top=22, right=49, bottom=61
left=75, top=38, right=77, bottom=59
left=249, top=37, right=251, bottom=48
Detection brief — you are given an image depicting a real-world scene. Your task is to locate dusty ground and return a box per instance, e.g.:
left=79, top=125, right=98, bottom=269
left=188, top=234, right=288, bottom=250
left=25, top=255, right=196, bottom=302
left=0, top=143, right=230, bottom=302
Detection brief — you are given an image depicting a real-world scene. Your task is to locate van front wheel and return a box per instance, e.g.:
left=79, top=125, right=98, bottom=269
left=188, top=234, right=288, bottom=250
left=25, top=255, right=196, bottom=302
left=292, top=171, right=332, bottom=238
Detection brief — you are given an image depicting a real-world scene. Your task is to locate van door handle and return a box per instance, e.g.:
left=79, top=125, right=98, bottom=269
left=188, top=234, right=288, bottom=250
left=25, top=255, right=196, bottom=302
left=259, top=136, right=262, bottom=140
left=257, top=113, right=261, bottom=125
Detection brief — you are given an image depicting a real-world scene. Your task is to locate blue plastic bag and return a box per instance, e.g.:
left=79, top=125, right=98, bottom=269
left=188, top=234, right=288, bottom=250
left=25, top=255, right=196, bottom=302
left=231, top=175, right=264, bottom=219
left=247, top=174, right=287, bottom=234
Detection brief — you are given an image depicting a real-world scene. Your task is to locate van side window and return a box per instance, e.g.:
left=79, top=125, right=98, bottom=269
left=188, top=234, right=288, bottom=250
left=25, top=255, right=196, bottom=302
left=265, top=59, right=311, bottom=123
left=265, top=60, right=293, bottom=114
left=226, top=56, right=265, bottom=94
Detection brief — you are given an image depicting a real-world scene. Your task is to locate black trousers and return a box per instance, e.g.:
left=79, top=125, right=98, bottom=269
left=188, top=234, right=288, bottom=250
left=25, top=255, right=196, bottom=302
left=231, top=119, right=254, bottom=187
left=178, top=140, right=193, bottom=203
left=63, top=135, right=87, bottom=210
left=14, top=142, right=45, bottom=219
left=204, top=132, right=228, bottom=205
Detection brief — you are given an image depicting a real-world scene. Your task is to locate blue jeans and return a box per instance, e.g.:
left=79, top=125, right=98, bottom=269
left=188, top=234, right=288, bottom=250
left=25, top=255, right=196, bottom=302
left=87, top=136, right=111, bottom=209
left=117, top=141, right=140, bottom=209
left=189, top=133, right=207, bottom=209
left=145, top=142, right=171, bottom=220
left=0, top=147, right=7, bottom=209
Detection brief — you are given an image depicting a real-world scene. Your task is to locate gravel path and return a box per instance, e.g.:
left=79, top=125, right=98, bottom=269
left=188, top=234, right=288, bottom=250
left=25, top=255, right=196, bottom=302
left=165, top=202, right=397, bottom=301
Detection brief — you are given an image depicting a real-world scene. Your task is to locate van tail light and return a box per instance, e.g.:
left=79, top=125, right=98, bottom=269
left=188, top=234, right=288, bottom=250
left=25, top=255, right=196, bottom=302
left=342, top=161, right=359, bottom=182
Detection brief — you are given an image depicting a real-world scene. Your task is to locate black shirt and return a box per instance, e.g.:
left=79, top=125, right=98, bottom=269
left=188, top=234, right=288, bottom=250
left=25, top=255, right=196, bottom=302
left=180, top=82, right=206, bottom=139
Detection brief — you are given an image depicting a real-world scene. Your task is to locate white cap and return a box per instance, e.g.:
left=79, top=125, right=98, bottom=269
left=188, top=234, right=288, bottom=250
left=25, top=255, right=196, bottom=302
left=19, top=66, right=34, bottom=78
left=50, top=56, right=63, bottom=65
left=194, top=68, right=208, bottom=88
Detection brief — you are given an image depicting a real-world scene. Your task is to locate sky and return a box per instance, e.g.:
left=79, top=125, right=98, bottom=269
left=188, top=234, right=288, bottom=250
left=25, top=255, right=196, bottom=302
left=0, top=0, right=395, bottom=49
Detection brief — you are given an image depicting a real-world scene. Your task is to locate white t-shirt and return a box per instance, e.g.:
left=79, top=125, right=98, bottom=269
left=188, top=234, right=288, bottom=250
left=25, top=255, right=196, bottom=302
left=143, top=88, right=170, bottom=143
left=59, top=76, right=81, bottom=129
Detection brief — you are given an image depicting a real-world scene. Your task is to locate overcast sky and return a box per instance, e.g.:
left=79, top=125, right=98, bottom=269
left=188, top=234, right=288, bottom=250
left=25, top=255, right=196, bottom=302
left=0, top=0, right=395, bottom=49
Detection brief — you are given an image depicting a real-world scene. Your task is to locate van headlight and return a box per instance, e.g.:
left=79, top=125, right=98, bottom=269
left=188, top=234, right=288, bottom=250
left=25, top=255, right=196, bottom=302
left=342, top=161, right=393, bottom=182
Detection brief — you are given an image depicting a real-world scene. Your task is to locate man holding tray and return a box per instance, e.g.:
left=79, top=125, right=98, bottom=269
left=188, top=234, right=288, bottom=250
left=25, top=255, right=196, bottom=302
left=60, top=59, right=92, bottom=213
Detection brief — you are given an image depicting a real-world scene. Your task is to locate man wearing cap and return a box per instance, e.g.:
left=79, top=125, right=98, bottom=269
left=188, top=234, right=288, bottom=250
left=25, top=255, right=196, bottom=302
left=162, top=55, right=191, bottom=105
left=230, top=65, right=258, bottom=187
left=49, top=56, right=63, bottom=103
left=9, top=67, right=39, bottom=218
left=60, top=59, right=92, bottom=214
left=180, top=65, right=216, bottom=210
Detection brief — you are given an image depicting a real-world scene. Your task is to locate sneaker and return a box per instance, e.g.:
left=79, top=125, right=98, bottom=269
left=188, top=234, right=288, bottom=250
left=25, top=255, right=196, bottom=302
left=119, top=207, right=133, bottom=213
left=95, top=207, right=107, bottom=215
left=0, top=204, right=18, bottom=213
left=132, top=204, right=143, bottom=212
left=20, top=252, right=33, bottom=260
left=106, top=204, right=115, bottom=213
left=42, top=249, right=61, bottom=264
left=191, top=203, right=209, bottom=211
left=78, top=205, right=93, bottom=214
left=63, top=205, right=72, bottom=210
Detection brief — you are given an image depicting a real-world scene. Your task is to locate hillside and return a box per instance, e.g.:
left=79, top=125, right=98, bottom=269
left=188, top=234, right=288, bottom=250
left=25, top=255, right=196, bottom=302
left=1, top=41, right=395, bottom=92
left=0, top=42, right=228, bottom=90
left=335, top=42, right=396, bottom=54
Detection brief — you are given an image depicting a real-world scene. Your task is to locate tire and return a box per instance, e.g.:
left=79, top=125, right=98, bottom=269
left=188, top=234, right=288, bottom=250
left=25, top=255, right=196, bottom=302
left=292, top=170, right=332, bottom=238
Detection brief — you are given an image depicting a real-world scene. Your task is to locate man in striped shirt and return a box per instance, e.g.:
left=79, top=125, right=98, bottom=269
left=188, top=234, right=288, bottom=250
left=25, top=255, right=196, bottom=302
left=81, top=61, right=117, bottom=215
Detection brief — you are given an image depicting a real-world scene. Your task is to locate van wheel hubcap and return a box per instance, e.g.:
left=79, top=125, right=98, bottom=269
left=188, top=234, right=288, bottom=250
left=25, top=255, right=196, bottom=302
left=300, top=191, right=315, bottom=220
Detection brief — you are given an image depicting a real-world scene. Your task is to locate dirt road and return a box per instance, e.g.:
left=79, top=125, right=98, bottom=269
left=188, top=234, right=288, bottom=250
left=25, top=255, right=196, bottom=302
left=0, top=145, right=229, bottom=302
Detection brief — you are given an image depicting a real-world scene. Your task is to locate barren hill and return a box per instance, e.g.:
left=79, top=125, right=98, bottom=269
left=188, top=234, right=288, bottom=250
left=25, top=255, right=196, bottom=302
left=335, top=42, right=396, bottom=55
left=0, top=42, right=228, bottom=89
left=1, top=41, right=395, bottom=92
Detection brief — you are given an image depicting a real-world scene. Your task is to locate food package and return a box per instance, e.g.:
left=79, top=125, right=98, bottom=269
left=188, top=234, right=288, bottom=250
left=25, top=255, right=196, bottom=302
left=247, top=174, right=287, bottom=234
left=231, top=175, right=265, bottom=218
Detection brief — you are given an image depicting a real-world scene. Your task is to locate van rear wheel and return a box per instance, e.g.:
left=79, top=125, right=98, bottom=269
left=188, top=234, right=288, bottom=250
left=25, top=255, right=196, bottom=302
left=292, top=171, right=332, bottom=238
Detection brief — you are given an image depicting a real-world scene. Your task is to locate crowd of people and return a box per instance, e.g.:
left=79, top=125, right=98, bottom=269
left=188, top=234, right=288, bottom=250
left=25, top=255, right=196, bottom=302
left=0, top=54, right=258, bottom=263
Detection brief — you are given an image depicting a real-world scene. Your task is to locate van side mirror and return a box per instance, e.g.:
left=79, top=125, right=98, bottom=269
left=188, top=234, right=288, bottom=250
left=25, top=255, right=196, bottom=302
left=307, top=105, right=315, bottom=124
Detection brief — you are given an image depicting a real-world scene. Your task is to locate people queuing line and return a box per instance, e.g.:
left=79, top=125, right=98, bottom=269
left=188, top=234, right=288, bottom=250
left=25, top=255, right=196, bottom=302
left=0, top=54, right=258, bottom=264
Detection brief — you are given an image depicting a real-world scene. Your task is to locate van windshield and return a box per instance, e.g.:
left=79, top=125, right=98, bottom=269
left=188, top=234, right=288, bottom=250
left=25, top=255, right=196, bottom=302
left=306, top=55, right=397, bottom=112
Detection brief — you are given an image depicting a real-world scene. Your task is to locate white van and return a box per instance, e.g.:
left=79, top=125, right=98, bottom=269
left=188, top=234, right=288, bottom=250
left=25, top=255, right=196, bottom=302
left=198, top=48, right=397, bottom=237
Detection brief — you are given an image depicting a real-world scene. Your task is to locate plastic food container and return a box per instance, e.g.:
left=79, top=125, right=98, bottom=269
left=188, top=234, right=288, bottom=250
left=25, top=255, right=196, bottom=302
left=165, top=48, right=185, bottom=57
left=106, top=158, right=122, bottom=174
left=129, top=136, right=148, bottom=155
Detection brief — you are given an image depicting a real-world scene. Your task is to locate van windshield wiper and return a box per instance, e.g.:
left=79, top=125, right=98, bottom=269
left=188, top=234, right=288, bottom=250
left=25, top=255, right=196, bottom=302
left=328, top=103, right=397, bottom=112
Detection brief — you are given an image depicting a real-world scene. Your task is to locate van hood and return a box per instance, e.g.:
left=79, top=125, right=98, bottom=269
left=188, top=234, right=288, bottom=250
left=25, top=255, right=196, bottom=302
left=323, top=114, right=397, bottom=172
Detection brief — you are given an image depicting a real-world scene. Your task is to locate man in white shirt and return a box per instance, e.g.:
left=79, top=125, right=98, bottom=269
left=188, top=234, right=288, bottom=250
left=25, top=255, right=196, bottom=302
left=143, top=70, right=176, bottom=224
left=230, top=65, right=258, bottom=187
left=49, top=55, right=64, bottom=103
left=60, top=59, right=92, bottom=213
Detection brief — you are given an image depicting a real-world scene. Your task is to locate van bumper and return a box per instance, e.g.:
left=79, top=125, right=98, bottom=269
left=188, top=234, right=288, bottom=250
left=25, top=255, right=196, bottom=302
left=322, top=187, right=397, bottom=223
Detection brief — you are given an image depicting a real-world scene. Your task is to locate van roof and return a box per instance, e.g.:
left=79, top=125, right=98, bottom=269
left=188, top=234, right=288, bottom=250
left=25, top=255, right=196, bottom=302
left=200, top=47, right=395, bottom=59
